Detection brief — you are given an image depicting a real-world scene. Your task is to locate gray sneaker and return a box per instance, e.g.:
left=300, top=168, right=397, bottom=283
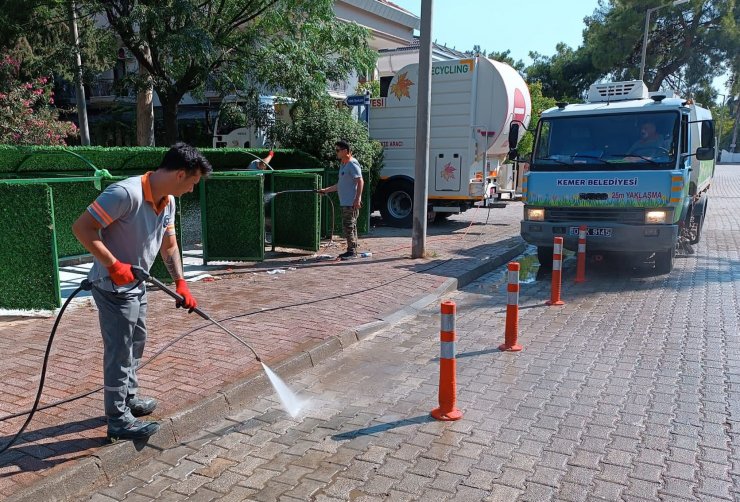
left=107, top=419, right=160, bottom=442
left=127, top=396, right=157, bottom=417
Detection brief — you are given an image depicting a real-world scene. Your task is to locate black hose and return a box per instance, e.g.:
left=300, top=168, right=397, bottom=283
left=0, top=280, right=92, bottom=455
left=0, top=278, right=144, bottom=455
left=0, top=207, right=486, bottom=448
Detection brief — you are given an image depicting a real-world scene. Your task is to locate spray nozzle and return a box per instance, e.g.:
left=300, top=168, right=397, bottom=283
left=132, top=266, right=150, bottom=282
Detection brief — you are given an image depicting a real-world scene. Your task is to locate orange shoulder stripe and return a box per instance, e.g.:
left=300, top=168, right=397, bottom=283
left=90, top=201, right=114, bottom=225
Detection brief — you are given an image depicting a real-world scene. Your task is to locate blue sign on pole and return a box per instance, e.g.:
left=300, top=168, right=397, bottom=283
left=345, top=95, right=366, bottom=106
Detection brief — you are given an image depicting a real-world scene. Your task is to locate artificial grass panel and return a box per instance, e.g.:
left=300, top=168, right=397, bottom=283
left=321, top=169, right=371, bottom=238
left=201, top=173, right=264, bottom=263
left=0, top=183, right=60, bottom=310
left=0, top=146, right=322, bottom=175
left=271, top=173, right=321, bottom=252
left=50, top=180, right=101, bottom=258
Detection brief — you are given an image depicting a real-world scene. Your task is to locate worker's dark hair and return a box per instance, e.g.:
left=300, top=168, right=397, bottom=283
left=159, top=142, right=213, bottom=176
left=335, top=140, right=352, bottom=153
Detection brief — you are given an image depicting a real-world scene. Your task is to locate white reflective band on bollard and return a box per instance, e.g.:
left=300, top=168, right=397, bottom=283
left=440, top=313, right=455, bottom=333
left=440, top=341, right=456, bottom=360
left=578, top=243, right=586, bottom=253
left=553, top=260, right=562, bottom=271
left=508, top=271, right=518, bottom=284
left=554, top=242, right=562, bottom=254
left=508, top=291, right=519, bottom=305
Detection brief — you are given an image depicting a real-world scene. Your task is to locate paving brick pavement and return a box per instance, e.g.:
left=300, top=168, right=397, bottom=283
left=60, top=165, right=740, bottom=501
left=0, top=201, right=525, bottom=500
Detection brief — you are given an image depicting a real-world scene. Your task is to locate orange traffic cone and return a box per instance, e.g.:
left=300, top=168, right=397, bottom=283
left=499, top=262, right=523, bottom=351
left=546, top=237, right=565, bottom=306
left=431, top=300, right=463, bottom=421
left=575, top=225, right=587, bottom=283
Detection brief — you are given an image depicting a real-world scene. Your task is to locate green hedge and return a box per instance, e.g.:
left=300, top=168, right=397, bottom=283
left=0, top=145, right=323, bottom=175
left=0, top=183, right=60, bottom=310
left=201, top=173, right=264, bottom=263
left=321, top=169, right=371, bottom=238
left=271, top=173, right=321, bottom=252
left=50, top=180, right=102, bottom=258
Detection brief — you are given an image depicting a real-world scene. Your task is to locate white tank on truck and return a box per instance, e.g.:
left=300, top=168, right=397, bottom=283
left=369, top=56, right=531, bottom=227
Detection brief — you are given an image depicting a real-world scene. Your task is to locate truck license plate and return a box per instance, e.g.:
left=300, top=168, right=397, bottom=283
left=569, top=227, right=612, bottom=237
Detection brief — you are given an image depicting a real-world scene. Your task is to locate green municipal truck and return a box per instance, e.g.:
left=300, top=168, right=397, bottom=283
left=513, top=80, right=715, bottom=274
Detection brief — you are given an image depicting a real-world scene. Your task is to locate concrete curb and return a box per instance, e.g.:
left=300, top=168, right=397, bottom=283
left=8, top=239, right=526, bottom=502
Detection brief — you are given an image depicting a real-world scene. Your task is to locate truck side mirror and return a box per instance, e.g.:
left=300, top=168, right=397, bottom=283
left=696, top=146, right=715, bottom=161
left=701, top=120, right=714, bottom=149
left=508, top=122, right=520, bottom=149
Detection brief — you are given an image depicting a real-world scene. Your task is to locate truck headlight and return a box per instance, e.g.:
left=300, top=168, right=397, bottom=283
left=525, top=208, right=545, bottom=221
left=645, top=209, right=671, bottom=224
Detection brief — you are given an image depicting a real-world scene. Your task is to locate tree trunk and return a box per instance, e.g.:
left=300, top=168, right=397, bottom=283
left=730, top=98, right=740, bottom=153
left=136, top=45, right=155, bottom=146
left=160, top=96, right=180, bottom=146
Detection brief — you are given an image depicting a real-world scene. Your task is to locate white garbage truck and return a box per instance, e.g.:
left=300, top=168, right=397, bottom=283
left=369, top=56, right=531, bottom=226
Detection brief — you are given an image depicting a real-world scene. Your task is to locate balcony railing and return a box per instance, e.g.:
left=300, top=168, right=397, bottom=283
left=54, top=78, right=135, bottom=104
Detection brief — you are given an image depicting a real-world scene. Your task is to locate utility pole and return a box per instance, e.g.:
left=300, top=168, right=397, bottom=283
left=411, top=0, right=433, bottom=259
left=137, top=45, right=155, bottom=146
left=638, top=0, right=689, bottom=83
left=68, top=0, right=90, bottom=145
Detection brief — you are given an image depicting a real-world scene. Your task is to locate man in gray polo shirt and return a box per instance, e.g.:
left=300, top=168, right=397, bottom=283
left=318, top=140, right=364, bottom=259
left=72, top=143, right=212, bottom=441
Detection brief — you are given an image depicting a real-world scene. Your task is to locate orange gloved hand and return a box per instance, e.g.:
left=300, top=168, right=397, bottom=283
left=175, top=279, right=197, bottom=312
left=107, top=260, right=135, bottom=286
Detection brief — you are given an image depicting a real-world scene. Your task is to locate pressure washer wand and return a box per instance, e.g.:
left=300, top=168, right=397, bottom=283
left=132, top=268, right=262, bottom=362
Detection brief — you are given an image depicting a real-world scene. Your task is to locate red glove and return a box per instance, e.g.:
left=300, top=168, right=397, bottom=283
left=107, top=260, right=135, bottom=286
left=175, top=279, right=197, bottom=312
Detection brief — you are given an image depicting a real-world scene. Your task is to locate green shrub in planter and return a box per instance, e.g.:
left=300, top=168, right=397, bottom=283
left=50, top=180, right=102, bottom=258
left=271, top=173, right=321, bottom=252
left=201, top=173, right=264, bottom=263
left=0, top=145, right=323, bottom=176
left=0, top=183, right=60, bottom=310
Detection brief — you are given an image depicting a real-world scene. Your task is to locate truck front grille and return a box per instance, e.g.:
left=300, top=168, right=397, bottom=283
left=545, top=208, right=644, bottom=224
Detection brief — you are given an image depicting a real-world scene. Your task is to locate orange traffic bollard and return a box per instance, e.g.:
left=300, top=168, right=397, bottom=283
left=431, top=301, right=463, bottom=421
left=499, top=262, right=523, bottom=352
left=546, top=237, right=565, bottom=306
left=575, top=225, right=587, bottom=284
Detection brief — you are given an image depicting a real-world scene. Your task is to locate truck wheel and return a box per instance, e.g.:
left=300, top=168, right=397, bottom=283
left=537, top=246, right=553, bottom=268
left=380, top=180, right=413, bottom=228
left=690, top=198, right=708, bottom=244
left=434, top=212, right=451, bottom=223
left=654, top=248, right=675, bottom=274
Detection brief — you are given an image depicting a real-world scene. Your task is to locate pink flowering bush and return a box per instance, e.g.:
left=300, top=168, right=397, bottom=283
left=0, top=55, right=78, bottom=145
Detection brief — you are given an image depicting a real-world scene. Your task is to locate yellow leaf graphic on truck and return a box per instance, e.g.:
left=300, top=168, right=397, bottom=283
left=390, top=72, right=414, bottom=100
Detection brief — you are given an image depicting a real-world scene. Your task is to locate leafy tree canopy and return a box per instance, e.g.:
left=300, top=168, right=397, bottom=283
left=91, top=0, right=377, bottom=144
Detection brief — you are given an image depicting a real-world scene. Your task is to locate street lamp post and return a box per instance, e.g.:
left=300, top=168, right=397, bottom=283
left=717, top=93, right=727, bottom=155
left=639, top=0, right=690, bottom=83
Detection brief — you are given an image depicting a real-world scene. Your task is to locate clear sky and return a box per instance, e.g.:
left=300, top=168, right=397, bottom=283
left=386, top=0, right=729, bottom=95
left=387, top=0, right=600, bottom=65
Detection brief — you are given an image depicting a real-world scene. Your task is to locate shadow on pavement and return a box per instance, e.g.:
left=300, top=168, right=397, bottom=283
left=331, top=415, right=434, bottom=441
left=0, top=416, right=107, bottom=473
left=430, top=347, right=502, bottom=362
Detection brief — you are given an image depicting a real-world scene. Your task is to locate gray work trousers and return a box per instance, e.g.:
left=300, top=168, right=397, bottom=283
left=92, top=285, right=147, bottom=426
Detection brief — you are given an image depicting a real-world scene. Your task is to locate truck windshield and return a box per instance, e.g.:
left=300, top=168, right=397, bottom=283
left=532, top=111, right=679, bottom=171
